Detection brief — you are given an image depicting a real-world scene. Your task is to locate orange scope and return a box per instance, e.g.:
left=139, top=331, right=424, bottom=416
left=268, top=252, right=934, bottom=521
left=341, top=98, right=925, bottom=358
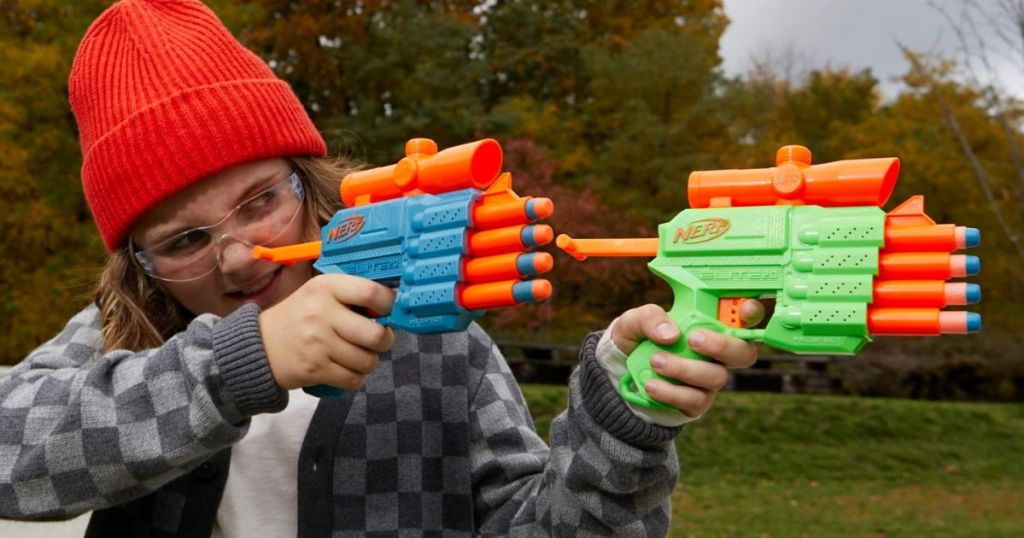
left=341, top=138, right=503, bottom=206
left=687, top=145, right=899, bottom=208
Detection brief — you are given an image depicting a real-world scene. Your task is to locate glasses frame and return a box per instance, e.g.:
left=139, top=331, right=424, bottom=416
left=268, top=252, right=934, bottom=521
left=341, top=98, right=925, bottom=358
left=132, top=170, right=306, bottom=282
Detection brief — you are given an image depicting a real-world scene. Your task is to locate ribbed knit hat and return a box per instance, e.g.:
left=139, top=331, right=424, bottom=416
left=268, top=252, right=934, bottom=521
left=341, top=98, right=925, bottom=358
left=69, top=0, right=327, bottom=251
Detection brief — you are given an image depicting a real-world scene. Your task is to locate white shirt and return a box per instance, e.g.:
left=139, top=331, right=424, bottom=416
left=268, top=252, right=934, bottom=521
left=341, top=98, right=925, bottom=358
left=211, top=388, right=320, bottom=538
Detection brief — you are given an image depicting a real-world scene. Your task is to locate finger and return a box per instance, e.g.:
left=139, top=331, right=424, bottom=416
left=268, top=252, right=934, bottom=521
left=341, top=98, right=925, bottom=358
left=612, top=304, right=678, bottom=354
left=330, top=311, right=396, bottom=354
left=687, top=330, right=757, bottom=369
left=740, top=299, right=766, bottom=328
left=650, top=353, right=729, bottom=391
left=323, top=335, right=381, bottom=377
left=318, top=274, right=397, bottom=316
left=645, top=380, right=717, bottom=417
left=316, top=366, right=368, bottom=391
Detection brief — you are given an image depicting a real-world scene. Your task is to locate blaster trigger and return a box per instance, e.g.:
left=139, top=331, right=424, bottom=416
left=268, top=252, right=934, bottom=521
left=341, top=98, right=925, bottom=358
left=718, top=298, right=746, bottom=328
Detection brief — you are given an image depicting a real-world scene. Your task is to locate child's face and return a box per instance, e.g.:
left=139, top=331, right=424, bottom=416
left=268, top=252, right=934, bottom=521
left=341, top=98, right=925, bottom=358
left=131, top=158, right=314, bottom=317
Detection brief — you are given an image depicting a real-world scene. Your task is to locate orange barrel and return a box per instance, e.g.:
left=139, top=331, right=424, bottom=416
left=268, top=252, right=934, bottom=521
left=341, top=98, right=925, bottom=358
left=687, top=145, right=899, bottom=208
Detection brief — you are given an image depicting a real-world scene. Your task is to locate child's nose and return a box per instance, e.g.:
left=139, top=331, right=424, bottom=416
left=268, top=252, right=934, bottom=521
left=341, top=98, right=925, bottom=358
left=218, top=237, right=255, bottom=275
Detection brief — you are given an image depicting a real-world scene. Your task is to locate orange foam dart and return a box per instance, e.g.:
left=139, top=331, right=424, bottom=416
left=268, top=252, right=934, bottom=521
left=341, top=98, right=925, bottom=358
left=555, top=234, right=659, bottom=261
left=459, top=279, right=553, bottom=310
left=878, top=253, right=981, bottom=279
left=473, top=195, right=554, bottom=229
left=464, top=252, right=554, bottom=284
left=468, top=224, right=553, bottom=257
left=883, top=196, right=982, bottom=252
left=340, top=138, right=503, bottom=206
left=868, top=308, right=982, bottom=335
left=872, top=280, right=982, bottom=307
left=687, top=145, right=900, bottom=208
left=253, top=241, right=322, bottom=265
left=884, top=224, right=984, bottom=252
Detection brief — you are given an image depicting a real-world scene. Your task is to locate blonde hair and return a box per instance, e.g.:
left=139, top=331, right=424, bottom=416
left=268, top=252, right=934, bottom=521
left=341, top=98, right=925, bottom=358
left=94, top=156, right=355, bottom=352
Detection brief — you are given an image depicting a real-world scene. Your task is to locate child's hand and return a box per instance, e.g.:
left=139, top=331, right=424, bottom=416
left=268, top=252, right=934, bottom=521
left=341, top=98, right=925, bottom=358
left=610, top=302, right=761, bottom=418
left=259, top=274, right=397, bottom=392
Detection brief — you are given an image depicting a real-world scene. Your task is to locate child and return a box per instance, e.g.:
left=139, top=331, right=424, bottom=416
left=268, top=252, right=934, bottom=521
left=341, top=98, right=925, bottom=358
left=0, top=0, right=759, bottom=535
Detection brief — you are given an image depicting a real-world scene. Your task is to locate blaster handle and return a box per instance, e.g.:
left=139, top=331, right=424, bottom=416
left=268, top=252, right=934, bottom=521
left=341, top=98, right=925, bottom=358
left=620, top=280, right=764, bottom=410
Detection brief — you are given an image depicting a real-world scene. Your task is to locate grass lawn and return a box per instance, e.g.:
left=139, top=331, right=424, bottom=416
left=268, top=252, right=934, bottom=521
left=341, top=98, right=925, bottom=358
left=520, top=385, right=1024, bottom=537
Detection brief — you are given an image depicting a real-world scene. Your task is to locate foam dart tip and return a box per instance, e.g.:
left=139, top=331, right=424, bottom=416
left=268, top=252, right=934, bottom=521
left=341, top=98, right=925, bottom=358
left=940, top=311, right=982, bottom=334
left=517, top=252, right=554, bottom=276
left=952, top=255, right=981, bottom=277
left=513, top=279, right=552, bottom=304
left=522, top=224, right=554, bottom=247
left=525, top=197, right=554, bottom=221
left=942, top=282, right=982, bottom=305
left=956, top=227, right=981, bottom=249
left=965, top=283, right=982, bottom=304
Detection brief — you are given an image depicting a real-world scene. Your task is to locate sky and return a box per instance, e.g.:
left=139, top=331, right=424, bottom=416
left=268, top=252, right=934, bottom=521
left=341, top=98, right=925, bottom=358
left=719, top=0, right=1024, bottom=100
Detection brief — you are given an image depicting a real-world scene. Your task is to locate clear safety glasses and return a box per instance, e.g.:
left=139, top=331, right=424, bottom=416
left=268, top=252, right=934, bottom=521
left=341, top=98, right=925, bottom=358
left=133, top=171, right=305, bottom=282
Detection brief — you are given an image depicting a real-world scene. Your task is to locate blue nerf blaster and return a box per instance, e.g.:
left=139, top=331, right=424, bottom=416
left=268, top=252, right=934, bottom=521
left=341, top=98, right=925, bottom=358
left=253, top=138, right=555, bottom=397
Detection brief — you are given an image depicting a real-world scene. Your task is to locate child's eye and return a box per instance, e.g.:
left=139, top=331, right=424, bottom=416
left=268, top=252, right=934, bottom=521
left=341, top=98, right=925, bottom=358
left=239, top=188, right=279, bottom=217
left=160, top=229, right=211, bottom=256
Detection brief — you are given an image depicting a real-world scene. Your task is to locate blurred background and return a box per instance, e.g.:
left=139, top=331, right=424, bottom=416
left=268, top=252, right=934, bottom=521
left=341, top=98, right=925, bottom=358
left=1, top=0, right=1022, bottom=535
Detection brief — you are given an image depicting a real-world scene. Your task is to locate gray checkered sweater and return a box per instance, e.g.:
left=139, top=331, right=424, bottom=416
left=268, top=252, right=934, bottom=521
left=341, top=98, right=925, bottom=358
left=0, top=303, right=684, bottom=537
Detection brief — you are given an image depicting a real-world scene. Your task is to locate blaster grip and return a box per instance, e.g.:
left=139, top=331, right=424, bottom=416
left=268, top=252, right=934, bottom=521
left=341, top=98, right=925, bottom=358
left=620, top=276, right=763, bottom=410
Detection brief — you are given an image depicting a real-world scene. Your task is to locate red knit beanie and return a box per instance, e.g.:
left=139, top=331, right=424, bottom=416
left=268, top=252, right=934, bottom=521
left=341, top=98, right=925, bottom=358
left=69, top=0, right=327, bottom=251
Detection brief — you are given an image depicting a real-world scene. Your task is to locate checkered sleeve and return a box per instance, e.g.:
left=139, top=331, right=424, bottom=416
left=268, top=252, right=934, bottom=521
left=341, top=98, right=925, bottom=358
left=471, top=327, right=684, bottom=537
left=0, top=303, right=287, bottom=519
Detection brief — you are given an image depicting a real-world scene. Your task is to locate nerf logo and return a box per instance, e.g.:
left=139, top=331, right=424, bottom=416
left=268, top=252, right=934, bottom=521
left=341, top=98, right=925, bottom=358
left=673, top=218, right=731, bottom=244
left=327, top=215, right=365, bottom=243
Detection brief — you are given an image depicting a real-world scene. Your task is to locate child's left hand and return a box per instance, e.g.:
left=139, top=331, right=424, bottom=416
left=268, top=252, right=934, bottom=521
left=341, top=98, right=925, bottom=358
left=609, top=303, right=762, bottom=418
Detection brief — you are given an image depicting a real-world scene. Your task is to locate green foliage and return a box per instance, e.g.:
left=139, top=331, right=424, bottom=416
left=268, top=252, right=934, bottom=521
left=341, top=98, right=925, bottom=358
left=0, top=0, right=109, bottom=364
left=2, top=0, right=1021, bottom=372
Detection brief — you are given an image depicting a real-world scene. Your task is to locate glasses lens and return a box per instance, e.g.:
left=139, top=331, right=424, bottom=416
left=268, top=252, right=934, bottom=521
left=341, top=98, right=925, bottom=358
left=137, top=171, right=305, bottom=281
left=234, top=172, right=304, bottom=247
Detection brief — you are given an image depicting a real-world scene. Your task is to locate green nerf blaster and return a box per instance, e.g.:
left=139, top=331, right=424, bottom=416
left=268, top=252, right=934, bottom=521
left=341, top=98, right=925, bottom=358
left=557, top=145, right=982, bottom=410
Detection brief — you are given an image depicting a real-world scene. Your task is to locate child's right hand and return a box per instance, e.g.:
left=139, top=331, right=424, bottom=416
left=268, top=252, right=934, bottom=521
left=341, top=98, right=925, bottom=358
left=259, top=274, right=397, bottom=392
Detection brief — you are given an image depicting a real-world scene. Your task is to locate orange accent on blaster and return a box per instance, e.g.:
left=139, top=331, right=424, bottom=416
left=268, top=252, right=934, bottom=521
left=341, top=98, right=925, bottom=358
left=718, top=298, right=747, bottom=328
left=687, top=145, right=900, bottom=208
left=340, top=138, right=504, bottom=206
left=252, top=242, right=322, bottom=265
left=554, top=234, right=660, bottom=261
